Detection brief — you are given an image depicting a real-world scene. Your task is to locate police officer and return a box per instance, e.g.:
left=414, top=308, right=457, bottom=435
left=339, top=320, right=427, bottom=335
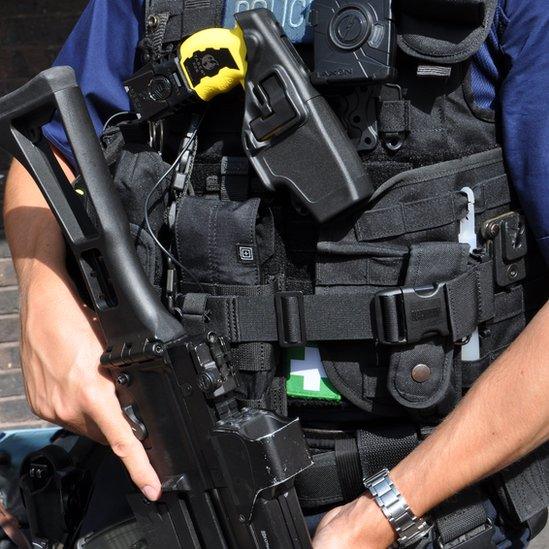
left=3, top=0, right=548, bottom=547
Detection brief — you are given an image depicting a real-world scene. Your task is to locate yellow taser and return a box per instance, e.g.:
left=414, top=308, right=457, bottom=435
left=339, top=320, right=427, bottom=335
left=178, top=26, right=248, bottom=102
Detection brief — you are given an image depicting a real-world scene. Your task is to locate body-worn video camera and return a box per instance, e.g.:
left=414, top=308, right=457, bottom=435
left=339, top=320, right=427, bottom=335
left=311, top=0, right=396, bottom=85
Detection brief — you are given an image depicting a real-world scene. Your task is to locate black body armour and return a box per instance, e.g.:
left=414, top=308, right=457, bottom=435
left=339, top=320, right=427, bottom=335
left=103, top=0, right=549, bottom=544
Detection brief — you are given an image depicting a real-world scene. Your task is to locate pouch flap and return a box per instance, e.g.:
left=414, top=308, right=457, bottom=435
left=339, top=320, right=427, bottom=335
left=175, top=197, right=263, bottom=286
left=316, top=241, right=408, bottom=287
left=396, top=0, right=497, bottom=63
left=387, top=242, right=469, bottom=413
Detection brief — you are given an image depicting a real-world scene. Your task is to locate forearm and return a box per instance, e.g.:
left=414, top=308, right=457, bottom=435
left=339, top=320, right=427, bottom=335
left=313, top=304, right=549, bottom=547
left=3, top=155, right=162, bottom=498
left=4, top=152, right=74, bottom=289
left=392, top=301, right=549, bottom=517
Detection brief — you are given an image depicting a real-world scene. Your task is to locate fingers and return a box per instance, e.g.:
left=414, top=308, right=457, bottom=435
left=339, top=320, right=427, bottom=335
left=93, top=397, right=162, bottom=501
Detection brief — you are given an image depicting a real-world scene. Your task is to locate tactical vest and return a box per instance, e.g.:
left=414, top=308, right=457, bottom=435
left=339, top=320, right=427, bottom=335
left=100, top=0, right=549, bottom=544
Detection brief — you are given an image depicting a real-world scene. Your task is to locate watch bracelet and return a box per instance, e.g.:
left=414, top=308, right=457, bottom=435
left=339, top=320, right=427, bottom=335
left=364, top=468, right=433, bottom=547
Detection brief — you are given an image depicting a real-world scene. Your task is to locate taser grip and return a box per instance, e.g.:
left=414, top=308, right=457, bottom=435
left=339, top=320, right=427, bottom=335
left=0, top=67, right=183, bottom=356
left=237, top=9, right=374, bottom=223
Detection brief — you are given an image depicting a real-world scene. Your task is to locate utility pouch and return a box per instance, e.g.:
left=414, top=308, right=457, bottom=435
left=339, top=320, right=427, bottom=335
left=385, top=241, right=470, bottom=417
left=110, top=146, right=174, bottom=288
left=396, top=0, right=498, bottom=63
left=314, top=151, right=509, bottom=417
left=174, top=196, right=283, bottom=412
left=315, top=240, right=410, bottom=417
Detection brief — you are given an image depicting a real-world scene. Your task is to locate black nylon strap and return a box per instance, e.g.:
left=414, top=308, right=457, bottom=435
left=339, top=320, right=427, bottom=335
left=369, top=148, right=507, bottom=210
left=355, top=191, right=469, bottom=241
left=146, top=0, right=224, bottom=52
left=462, top=284, right=527, bottom=386
left=446, top=260, right=494, bottom=341
left=182, top=0, right=224, bottom=37
left=496, top=443, right=549, bottom=523
left=296, top=427, right=421, bottom=509
left=334, top=438, right=364, bottom=501
left=295, top=451, right=343, bottom=508
left=197, top=261, right=494, bottom=345
left=433, top=489, right=493, bottom=547
left=181, top=292, right=208, bottom=335
left=472, top=174, right=510, bottom=213
left=148, top=12, right=170, bottom=58
left=377, top=100, right=411, bottom=134
left=357, top=426, right=419, bottom=478
left=206, top=292, right=376, bottom=343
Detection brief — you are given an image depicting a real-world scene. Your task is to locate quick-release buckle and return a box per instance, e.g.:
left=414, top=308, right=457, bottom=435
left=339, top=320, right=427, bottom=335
left=437, top=519, right=495, bottom=549
left=375, top=283, right=450, bottom=345
left=274, top=291, right=307, bottom=347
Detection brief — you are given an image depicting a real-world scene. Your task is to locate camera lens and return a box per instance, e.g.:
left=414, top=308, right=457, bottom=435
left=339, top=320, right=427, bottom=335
left=329, top=6, right=372, bottom=51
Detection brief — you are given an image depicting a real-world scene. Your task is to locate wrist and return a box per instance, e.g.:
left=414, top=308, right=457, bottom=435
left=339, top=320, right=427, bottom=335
left=390, top=458, right=440, bottom=520
left=352, top=493, right=397, bottom=547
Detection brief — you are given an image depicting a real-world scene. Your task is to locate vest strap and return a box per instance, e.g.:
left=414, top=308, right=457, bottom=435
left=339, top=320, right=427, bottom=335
left=355, top=190, right=469, bottom=241
left=493, top=443, right=549, bottom=524
left=145, top=0, right=224, bottom=59
left=377, top=99, right=411, bottom=136
left=433, top=489, right=495, bottom=548
left=334, top=437, right=364, bottom=501
left=182, top=260, right=495, bottom=346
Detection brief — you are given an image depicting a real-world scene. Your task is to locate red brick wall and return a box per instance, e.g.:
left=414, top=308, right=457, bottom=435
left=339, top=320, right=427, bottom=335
left=0, top=0, right=88, bottom=430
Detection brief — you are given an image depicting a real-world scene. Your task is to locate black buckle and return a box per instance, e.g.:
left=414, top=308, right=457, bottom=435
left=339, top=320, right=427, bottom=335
left=437, top=520, right=495, bottom=549
left=274, top=291, right=307, bottom=347
left=375, top=283, right=450, bottom=345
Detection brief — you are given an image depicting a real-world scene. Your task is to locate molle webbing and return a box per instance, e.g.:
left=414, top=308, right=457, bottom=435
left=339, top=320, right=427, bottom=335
left=177, top=143, right=511, bottom=348
left=144, top=0, right=224, bottom=58
left=171, top=147, right=543, bottom=419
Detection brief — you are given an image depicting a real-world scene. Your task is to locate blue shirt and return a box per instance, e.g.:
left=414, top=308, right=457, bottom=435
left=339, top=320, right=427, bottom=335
left=43, top=0, right=549, bottom=264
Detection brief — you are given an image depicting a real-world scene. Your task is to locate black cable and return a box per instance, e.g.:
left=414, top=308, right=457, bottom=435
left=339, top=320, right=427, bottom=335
left=143, top=111, right=206, bottom=291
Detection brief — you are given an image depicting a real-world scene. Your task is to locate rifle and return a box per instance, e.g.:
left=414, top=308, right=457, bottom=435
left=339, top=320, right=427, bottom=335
left=0, top=64, right=313, bottom=548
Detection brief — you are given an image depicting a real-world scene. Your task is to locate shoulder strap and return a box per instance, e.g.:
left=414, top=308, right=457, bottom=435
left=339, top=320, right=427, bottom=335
left=144, top=0, right=224, bottom=60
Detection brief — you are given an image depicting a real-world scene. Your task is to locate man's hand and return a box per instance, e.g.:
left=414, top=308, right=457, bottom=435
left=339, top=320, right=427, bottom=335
left=20, top=261, right=162, bottom=502
left=312, top=495, right=395, bottom=548
left=4, top=157, right=161, bottom=502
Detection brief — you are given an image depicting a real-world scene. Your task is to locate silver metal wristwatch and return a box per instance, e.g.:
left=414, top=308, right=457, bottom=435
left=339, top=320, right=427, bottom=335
left=363, top=468, right=432, bottom=547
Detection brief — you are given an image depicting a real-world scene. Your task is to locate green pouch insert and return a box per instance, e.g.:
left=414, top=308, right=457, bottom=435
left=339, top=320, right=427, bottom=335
left=286, top=345, right=341, bottom=401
